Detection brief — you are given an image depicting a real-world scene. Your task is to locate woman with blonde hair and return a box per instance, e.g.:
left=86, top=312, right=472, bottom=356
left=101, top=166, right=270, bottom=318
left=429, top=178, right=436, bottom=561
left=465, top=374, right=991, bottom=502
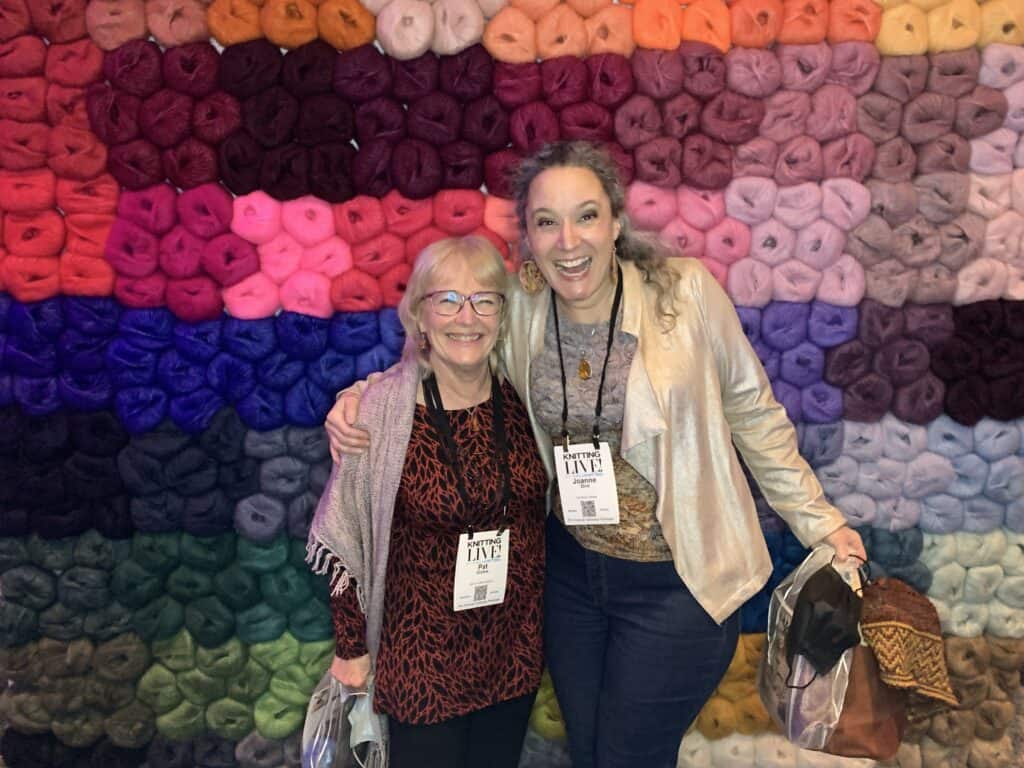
left=308, top=236, right=547, bottom=768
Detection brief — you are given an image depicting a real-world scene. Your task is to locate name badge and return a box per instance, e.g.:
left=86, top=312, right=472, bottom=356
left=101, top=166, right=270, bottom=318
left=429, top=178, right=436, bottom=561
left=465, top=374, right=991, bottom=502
left=553, top=441, right=620, bottom=526
left=453, top=528, right=509, bottom=612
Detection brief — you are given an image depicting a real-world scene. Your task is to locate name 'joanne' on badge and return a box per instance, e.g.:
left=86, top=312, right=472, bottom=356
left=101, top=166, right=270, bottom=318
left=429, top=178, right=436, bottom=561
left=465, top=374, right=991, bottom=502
left=554, top=442, right=620, bottom=526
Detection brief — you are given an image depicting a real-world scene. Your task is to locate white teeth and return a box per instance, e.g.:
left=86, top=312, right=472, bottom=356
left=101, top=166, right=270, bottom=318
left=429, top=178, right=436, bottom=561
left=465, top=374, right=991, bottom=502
left=557, top=256, right=590, bottom=270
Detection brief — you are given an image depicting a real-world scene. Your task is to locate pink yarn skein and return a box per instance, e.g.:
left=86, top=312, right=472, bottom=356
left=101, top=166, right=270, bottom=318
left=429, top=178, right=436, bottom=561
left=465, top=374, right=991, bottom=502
left=258, top=232, right=304, bottom=285
left=282, top=195, right=335, bottom=247
left=280, top=270, right=333, bottom=318
left=676, top=186, right=725, bottom=230
left=301, top=236, right=354, bottom=278
left=222, top=272, right=281, bottom=319
left=232, top=191, right=283, bottom=245
left=625, top=181, right=677, bottom=231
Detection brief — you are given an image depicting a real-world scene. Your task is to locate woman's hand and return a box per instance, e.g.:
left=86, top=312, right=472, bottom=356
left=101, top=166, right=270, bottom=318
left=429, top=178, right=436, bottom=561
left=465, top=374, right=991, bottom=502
left=330, top=653, right=371, bottom=690
left=822, top=526, right=867, bottom=564
left=325, top=392, right=371, bottom=462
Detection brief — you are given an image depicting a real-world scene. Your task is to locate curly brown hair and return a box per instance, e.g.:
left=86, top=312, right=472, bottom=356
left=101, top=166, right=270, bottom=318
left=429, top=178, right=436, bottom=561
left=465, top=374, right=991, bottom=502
left=512, top=141, right=681, bottom=328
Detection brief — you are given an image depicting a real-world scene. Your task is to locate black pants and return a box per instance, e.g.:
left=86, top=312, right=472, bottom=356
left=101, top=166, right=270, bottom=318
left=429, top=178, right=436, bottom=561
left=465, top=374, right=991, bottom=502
left=388, top=693, right=536, bottom=768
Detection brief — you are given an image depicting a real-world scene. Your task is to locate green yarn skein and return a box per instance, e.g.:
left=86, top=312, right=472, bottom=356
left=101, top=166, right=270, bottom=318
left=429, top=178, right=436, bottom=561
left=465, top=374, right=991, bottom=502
left=151, top=629, right=196, bottom=672
left=298, top=641, right=334, bottom=683
left=179, top=533, right=236, bottom=572
left=213, top=564, right=261, bottom=612
left=2, top=565, right=57, bottom=611
left=196, top=637, right=248, bottom=678
left=289, top=600, right=332, bottom=643
left=27, top=535, right=74, bottom=572
left=58, top=567, right=111, bottom=612
left=0, top=538, right=29, bottom=571
left=136, top=664, right=183, bottom=715
left=38, top=602, right=84, bottom=642
left=227, top=658, right=272, bottom=703
left=236, top=603, right=288, bottom=645
left=176, top=667, right=227, bottom=706
left=184, top=595, right=235, bottom=648
left=131, top=533, right=181, bottom=576
left=84, top=602, right=134, bottom=641
left=156, top=699, right=206, bottom=741
left=166, top=565, right=214, bottom=602
left=269, top=665, right=318, bottom=707
left=253, top=691, right=304, bottom=740
left=249, top=632, right=299, bottom=671
left=237, top=537, right=289, bottom=574
left=73, top=530, right=130, bottom=570
left=131, top=596, right=184, bottom=641
left=206, top=697, right=255, bottom=741
left=111, top=559, right=164, bottom=610
left=260, top=567, right=313, bottom=614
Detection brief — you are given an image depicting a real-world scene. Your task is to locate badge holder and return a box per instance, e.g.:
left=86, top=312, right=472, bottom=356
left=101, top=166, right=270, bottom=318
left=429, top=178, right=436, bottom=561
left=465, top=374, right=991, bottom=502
left=551, top=265, right=624, bottom=526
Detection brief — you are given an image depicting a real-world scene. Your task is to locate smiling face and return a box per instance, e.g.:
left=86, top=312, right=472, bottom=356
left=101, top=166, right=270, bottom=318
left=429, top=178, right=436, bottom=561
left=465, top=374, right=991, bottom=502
left=417, top=254, right=503, bottom=381
left=524, top=166, right=622, bottom=322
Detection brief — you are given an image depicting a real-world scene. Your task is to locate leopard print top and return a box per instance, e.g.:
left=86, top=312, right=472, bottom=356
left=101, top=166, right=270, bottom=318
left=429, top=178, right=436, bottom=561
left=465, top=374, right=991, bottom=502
left=331, top=381, right=547, bottom=724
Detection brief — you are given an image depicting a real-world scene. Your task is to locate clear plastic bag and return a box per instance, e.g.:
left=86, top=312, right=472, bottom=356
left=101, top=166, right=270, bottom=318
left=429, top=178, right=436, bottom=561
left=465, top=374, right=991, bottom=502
left=302, top=671, right=385, bottom=768
left=758, top=546, right=861, bottom=750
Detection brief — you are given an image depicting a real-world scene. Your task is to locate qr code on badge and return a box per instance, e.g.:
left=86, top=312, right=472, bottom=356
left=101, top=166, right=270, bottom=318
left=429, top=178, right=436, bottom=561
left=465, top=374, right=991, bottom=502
left=581, top=500, right=596, bottom=518
left=474, top=585, right=488, bottom=602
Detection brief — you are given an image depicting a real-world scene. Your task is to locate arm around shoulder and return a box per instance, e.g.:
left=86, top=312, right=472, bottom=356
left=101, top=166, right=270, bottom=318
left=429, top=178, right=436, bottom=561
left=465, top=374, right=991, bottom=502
left=325, top=362, right=405, bottom=459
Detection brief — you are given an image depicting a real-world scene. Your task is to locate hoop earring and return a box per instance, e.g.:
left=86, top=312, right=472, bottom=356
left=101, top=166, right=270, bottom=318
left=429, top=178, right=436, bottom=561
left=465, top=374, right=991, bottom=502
left=518, top=260, right=547, bottom=294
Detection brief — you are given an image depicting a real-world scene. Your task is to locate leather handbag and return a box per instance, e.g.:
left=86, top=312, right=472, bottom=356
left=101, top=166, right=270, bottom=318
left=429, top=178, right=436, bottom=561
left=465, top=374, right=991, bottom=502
left=823, top=643, right=907, bottom=760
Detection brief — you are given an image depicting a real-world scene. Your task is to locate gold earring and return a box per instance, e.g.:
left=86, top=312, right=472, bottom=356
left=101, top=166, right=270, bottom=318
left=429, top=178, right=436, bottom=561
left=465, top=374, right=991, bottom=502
left=518, top=260, right=547, bottom=294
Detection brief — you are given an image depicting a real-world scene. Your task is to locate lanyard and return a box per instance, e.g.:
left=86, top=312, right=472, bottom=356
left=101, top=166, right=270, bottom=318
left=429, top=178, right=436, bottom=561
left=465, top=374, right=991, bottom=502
left=551, top=263, right=624, bottom=450
left=422, top=372, right=512, bottom=537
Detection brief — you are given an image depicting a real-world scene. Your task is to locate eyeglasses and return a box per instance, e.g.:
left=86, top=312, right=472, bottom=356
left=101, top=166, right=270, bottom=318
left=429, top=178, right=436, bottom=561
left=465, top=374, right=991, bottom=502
left=420, top=290, right=505, bottom=317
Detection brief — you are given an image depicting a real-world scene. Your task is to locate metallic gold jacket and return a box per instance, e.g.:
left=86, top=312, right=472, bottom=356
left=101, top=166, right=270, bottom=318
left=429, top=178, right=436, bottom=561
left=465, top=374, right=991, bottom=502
left=503, top=258, right=847, bottom=623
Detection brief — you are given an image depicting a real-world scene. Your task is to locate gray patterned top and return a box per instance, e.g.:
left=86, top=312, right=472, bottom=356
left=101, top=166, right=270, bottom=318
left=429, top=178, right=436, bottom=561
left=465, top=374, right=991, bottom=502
left=530, top=308, right=672, bottom=561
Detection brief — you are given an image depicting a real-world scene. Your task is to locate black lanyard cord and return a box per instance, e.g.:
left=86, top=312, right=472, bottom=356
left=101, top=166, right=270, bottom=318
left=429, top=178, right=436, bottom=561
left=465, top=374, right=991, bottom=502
left=551, top=263, right=624, bottom=450
left=422, top=372, right=512, bottom=537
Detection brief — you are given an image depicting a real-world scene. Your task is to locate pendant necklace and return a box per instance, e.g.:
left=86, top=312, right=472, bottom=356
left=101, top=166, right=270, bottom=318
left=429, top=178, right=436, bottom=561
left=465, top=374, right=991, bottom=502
left=578, top=325, right=601, bottom=381
left=464, top=402, right=481, bottom=431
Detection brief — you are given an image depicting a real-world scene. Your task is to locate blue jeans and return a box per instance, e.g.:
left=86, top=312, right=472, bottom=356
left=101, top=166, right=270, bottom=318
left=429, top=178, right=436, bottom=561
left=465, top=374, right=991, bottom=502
left=544, top=516, right=740, bottom=768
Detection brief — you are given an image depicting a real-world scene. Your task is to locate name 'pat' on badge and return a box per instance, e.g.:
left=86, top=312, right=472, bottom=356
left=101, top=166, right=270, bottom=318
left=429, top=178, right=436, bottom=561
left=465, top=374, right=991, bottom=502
left=453, top=528, right=510, bottom=612
left=554, top=442, right=620, bottom=526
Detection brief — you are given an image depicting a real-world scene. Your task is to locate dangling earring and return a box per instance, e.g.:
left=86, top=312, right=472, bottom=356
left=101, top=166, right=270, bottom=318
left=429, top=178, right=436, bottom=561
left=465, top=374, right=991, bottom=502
left=418, top=332, right=430, bottom=353
left=518, top=260, right=547, bottom=294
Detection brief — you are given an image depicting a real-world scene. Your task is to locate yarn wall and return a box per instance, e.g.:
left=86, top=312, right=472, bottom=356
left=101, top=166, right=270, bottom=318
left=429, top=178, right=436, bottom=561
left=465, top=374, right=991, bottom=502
left=0, top=1, right=1021, bottom=767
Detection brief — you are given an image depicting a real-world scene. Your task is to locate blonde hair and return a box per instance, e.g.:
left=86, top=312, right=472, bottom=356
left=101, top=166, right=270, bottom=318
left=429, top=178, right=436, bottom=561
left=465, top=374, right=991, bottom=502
left=398, top=236, right=510, bottom=372
left=513, top=141, right=681, bottom=329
